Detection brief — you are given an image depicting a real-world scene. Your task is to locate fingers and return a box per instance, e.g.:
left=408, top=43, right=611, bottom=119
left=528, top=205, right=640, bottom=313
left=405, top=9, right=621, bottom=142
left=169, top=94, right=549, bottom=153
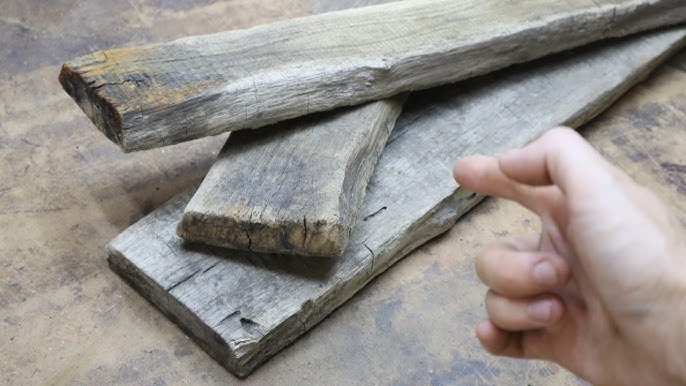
left=476, top=320, right=524, bottom=358
left=498, top=127, right=617, bottom=197
left=475, top=320, right=553, bottom=360
left=454, top=156, right=519, bottom=200
left=455, top=127, right=623, bottom=201
left=474, top=235, right=570, bottom=361
left=454, top=126, right=625, bottom=223
left=485, top=291, right=564, bottom=330
left=496, top=126, right=582, bottom=186
left=453, top=155, right=562, bottom=215
left=476, top=239, right=571, bottom=298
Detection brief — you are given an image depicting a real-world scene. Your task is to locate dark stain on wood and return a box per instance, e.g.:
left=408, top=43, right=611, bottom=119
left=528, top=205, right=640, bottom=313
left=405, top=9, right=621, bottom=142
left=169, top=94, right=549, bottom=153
left=626, top=102, right=670, bottom=129
left=661, top=162, right=686, bottom=173
left=661, top=162, right=686, bottom=194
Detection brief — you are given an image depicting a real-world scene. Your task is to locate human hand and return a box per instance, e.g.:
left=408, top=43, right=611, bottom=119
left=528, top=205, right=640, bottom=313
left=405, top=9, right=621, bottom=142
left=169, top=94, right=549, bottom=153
left=453, top=127, right=686, bottom=385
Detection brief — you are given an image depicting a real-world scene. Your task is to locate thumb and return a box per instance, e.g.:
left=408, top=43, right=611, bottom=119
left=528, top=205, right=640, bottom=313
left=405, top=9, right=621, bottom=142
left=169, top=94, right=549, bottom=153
left=498, top=127, right=620, bottom=198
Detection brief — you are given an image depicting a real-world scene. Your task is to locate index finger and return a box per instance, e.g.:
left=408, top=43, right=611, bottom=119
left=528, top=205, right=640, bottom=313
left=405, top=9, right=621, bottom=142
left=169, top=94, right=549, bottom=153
left=453, top=155, right=560, bottom=216
left=499, top=127, right=620, bottom=198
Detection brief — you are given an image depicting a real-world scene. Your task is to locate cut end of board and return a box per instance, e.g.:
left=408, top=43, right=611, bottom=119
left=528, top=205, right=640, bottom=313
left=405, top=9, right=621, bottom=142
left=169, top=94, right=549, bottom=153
left=177, top=210, right=349, bottom=258
left=172, top=98, right=406, bottom=259
left=105, top=243, right=253, bottom=378
left=59, top=60, right=127, bottom=152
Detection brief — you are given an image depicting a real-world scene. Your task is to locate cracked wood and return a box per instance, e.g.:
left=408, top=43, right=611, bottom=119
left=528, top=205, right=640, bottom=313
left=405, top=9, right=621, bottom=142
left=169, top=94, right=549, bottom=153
left=59, top=0, right=686, bottom=152
left=178, top=96, right=405, bottom=258
left=107, top=27, right=686, bottom=376
left=176, top=0, right=404, bottom=259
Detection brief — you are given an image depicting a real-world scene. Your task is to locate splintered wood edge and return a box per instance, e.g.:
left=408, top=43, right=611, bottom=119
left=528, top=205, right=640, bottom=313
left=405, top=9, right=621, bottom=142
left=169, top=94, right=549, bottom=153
left=177, top=211, right=350, bottom=258
left=176, top=97, right=405, bottom=258
left=106, top=245, right=241, bottom=372
left=59, top=63, right=126, bottom=151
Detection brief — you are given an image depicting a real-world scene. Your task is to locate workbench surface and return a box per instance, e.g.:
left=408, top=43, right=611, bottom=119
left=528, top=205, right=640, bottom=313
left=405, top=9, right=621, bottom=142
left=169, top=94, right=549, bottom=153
left=2, top=1, right=685, bottom=384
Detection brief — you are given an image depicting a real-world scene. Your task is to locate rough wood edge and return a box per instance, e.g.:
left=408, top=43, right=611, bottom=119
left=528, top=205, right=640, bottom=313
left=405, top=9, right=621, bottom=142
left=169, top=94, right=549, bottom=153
left=177, top=97, right=406, bottom=258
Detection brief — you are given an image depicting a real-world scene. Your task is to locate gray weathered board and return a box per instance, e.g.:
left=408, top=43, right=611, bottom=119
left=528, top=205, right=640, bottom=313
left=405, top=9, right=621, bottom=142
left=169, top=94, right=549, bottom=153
left=178, top=97, right=405, bottom=258
left=178, top=0, right=403, bottom=258
left=108, top=28, right=686, bottom=377
left=59, top=0, right=686, bottom=152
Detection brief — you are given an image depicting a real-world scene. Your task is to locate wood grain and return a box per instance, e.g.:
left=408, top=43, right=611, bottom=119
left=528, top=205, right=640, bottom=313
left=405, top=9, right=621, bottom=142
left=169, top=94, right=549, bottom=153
left=175, top=0, right=402, bottom=259
left=107, top=28, right=686, bottom=377
left=178, top=97, right=405, bottom=258
left=59, top=0, right=686, bottom=152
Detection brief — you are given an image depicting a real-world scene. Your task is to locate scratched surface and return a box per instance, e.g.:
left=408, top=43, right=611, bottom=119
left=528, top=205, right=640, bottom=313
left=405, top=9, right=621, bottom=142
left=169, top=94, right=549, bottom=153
left=1, top=1, right=685, bottom=384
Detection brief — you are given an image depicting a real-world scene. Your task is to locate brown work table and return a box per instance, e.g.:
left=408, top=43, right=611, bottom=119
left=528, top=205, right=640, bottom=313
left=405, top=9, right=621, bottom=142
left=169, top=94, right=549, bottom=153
left=2, top=1, right=685, bottom=384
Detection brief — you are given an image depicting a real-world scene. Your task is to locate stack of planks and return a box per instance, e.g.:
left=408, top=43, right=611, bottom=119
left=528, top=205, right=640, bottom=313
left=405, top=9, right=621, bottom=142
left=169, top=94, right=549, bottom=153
left=59, top=0, right=686, bottom=377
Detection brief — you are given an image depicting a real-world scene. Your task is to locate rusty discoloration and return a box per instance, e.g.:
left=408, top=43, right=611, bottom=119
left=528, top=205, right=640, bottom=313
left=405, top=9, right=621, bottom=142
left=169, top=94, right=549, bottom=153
left=59, top=62, right=125, bottom=147
left=60, top=52, right=221, bottom=152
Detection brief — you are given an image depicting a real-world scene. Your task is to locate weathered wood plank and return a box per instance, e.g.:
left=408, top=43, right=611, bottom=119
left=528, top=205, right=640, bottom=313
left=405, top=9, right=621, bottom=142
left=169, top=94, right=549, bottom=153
left=178, top=97, right=405, bottom=258
left=177, top=0, right=404, bottom=258
left=107, top=28, right=686, bottom=377
left=177, top=1, right=407, bottom=259
left=60, top=0, right=686, bottom=152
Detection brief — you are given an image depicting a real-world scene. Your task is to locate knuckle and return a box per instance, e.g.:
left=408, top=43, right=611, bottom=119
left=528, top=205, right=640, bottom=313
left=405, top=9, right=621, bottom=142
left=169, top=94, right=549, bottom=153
left=484, top=292, right=508, bottom=323
left=475, top=244, right=503, bottom=283
left=497, top=265, right=521, bottom=288
left=543, top=126, right=576, bottom=146
left=484, top=290, right=498, bottom=311
left=474, top=254, right=487, bottom=281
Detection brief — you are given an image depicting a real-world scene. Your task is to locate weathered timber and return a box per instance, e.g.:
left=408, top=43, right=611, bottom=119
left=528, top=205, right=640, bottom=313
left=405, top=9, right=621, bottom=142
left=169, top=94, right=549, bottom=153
left=315, top=0, right=398, bottom=12
left=177, top=0, right=404, bottom=258
left=60, top=0, right=686, bottom=152
left=178, top=97, right=405, bottom=258
left=107, top=28, right=686, bottom=376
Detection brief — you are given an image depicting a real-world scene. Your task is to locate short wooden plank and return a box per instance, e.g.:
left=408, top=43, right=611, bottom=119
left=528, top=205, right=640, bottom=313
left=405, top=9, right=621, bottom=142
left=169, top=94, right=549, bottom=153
left=107, top=28, right=686, bottom=376
left=59, top=0, right=686, bottom=152
left=177, top=0, right=404, bottom=258
left=178, top=97, right=405, bottom=258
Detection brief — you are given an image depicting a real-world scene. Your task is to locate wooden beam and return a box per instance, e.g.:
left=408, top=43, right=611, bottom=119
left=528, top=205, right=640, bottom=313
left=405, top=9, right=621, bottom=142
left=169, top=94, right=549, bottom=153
left=59, top=0, right=686, bottom=152
left=107, top=28, right=686, bottom=377
left=178, top=97, right=405, bottom=258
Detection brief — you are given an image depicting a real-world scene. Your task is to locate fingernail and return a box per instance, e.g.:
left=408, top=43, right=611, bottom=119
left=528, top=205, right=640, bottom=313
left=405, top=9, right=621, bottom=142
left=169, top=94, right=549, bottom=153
left=533, top=261, right=557, bottom=286
left=528, top=300, right=554, bottom=322
left=476, top=319, right=491, bottom=336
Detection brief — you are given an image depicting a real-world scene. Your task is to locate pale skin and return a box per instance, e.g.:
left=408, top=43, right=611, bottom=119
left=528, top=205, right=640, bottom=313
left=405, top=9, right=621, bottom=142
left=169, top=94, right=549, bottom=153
left=453, top=127, right=686, bottom=385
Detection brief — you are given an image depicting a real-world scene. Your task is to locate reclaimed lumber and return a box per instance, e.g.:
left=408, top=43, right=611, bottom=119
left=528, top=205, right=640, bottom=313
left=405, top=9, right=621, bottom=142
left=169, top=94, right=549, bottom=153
left=178, top=0, right=404, bottom=258
left=59, top=0, right=686, bottom=152
left=178, top=96, right=405, bottom=258
left=107, top=27, right=686, bottom=376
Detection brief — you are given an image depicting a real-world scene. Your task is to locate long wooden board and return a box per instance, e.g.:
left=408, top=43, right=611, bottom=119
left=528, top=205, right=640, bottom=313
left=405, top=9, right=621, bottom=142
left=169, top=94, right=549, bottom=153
left=178, top=97, right=405, bottom=258
left=107, top=28, right=686, bottom=376
left=59, top=0, right=686, bottom=152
